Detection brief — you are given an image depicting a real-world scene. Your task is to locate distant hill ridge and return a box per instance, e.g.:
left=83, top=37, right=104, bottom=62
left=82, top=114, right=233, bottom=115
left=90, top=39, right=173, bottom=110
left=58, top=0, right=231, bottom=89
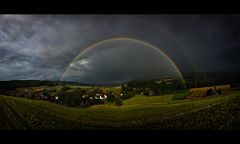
left=0, top=80, right=91, bottom=89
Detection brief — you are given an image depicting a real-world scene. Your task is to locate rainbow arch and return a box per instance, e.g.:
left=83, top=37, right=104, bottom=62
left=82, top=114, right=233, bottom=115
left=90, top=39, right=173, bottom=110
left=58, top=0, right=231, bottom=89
left=60, top=37, right=185, bottom=83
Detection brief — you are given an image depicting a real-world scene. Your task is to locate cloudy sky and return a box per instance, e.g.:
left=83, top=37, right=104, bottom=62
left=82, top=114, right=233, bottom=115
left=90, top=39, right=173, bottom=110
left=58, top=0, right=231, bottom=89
left=0, top=15, right=240, bottom=84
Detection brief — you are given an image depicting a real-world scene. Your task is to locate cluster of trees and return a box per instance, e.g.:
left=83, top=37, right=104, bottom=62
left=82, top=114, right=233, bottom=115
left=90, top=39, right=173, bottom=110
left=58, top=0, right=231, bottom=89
left=56, top=86, right=135, bottom=107
left=5, top=87, right=56, bottom=101
left=121, top=85, right=136, bottom=99
left=0, top=80, right=59, bottom=100
left=206, top=88, right=222, bottom=96
left=56, top=87, right=103, bottom=107
left=0, top=84, right=136, bottom=107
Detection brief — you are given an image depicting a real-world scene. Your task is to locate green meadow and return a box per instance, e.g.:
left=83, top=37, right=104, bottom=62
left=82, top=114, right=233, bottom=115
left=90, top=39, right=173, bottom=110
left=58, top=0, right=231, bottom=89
left=1, top=91, right=240, bottom=130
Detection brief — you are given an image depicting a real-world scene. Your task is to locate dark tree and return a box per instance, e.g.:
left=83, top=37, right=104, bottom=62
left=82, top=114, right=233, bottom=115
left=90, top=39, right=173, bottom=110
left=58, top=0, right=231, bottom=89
left=206, top=88, right=213, bottom=96
left=115, top=96, right=123, bottom=106
left=217, top=88, right=222, bottom=95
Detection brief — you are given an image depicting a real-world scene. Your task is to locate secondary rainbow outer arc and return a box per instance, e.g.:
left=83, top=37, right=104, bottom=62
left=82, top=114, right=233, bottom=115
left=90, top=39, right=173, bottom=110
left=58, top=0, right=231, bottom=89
left=58, top=16, right=196, bottom=75
left=60, top=37, right=185, bottom=83
left=137, top=19, right=197, bottom=73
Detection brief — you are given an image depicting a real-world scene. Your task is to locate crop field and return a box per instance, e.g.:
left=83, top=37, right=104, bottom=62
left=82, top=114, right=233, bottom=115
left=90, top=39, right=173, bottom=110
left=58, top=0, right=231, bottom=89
left=186, top=84, right=232, bottom=99
left=189, top=84, right=231, bottom=92
left=0, top=91, right=240, bottom=130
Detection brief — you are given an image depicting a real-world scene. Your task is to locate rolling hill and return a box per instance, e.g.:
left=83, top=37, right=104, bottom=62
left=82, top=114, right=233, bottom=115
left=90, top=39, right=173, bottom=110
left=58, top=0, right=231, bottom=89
left=0, top=91, right=240, bottom=130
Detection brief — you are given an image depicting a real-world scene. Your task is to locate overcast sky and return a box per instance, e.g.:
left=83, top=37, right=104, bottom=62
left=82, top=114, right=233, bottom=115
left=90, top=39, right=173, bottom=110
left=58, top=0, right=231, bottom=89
left=0, top=15, right=240, bottom=83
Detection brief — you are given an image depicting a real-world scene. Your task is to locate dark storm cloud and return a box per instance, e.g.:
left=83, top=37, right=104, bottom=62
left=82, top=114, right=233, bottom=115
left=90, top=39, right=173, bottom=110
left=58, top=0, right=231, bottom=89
left=0, top=14, right=240, bottom=83
left=152, top=14, right=240, bottom=72
left=0, top=15, right=71, bottom=80
left=214, top=15, right=240, bottom=65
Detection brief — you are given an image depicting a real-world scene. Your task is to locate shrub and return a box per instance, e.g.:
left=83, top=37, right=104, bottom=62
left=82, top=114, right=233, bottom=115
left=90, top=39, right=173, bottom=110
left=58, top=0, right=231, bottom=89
left=217, top=88, right=222, bottom=95
left=115, top=97, right=123, bottom=106
left=106, top=91, right=115, bottom=102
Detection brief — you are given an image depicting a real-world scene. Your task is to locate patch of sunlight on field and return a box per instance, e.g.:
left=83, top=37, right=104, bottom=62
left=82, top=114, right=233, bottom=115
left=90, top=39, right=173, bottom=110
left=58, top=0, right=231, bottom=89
left=92, top=92, right=189, bottom=108
left=123, top=94, right=174, bottom=106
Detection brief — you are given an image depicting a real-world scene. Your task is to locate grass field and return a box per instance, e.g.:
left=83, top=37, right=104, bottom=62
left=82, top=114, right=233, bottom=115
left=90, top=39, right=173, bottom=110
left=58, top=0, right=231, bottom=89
left=122, top=92, right=188, bottom=105
left=0, top=91, right=240, bottom=130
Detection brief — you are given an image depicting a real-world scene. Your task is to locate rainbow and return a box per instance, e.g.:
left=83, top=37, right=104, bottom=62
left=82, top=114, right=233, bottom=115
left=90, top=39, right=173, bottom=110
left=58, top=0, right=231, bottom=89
left=60, top=37, right=185, bottom=83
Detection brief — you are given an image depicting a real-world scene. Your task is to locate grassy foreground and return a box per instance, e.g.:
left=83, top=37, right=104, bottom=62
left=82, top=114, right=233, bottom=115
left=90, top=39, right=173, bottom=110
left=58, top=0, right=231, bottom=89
left=0, top=91, right=240, bottom=130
